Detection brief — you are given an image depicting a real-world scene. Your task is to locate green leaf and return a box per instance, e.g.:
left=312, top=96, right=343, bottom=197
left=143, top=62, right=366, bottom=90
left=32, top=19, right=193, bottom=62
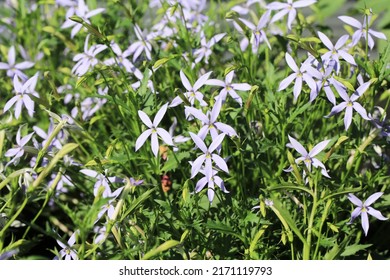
left=341, top=244, right=372, bottom=257
left=206, top=221, right=245, bottom=242
left=141, top=240, right=180, bottom=260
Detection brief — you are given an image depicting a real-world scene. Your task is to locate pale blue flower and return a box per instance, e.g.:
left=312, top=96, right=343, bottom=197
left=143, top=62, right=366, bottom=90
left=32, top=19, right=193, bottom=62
left=72, top=35, right=107, bottom=76
left=287, top=134, right=330, bottom=178
left=170, top=70, right=211, bottom=107
left=55, top=231, right=78, bottom=260
left=194, top=166, right=229, bottom=203
left=325, top=81, right=371, bottom=130
left=193, top=32, right=226, bottom=64
left=278, top=52, right=320, bottom=100
left=185, top=97, right=237, bottom=140
left=0, top=45, right=34, bottom=80
left=135, top=103, right=174, bottom=157
left=347, top=192, right=388, bottom=236
left=61, top=0, right=104, bottom=38
left=317, top=31, right=356, bottom=73
left=4, top=127, right=34, bottom=167
left=206, top=70, right=251, bottom=106
left=189, top=132, right=229, bottom=180
left=3, top=73, right=39, bottom=119
left=339, top=12, right=387, bottom=50
left=239, top=10, right=272, bottom=51
left=267, top=0, right=317, bottom=30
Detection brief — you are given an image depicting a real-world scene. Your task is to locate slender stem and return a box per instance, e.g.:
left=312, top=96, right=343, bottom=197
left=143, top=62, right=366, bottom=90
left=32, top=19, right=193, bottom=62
left=303, top=183, right=318, bottom=260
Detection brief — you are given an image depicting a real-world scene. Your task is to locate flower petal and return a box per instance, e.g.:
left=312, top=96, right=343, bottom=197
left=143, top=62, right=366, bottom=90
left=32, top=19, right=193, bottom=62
left=212, top=154, right=229, bottom=173
left=361, top=211, right=369, bottom=236
left=135, top=129, right=152, bottom=151
left=193, top=71, right=212, bottom=91
left=364, top=192, right=384, bottom=206
left=189, top=132, right=208, bottom=153
left=367, top=207, right=388, bottom=221
left=151, top=132, right=159, bottom=157
left=318, top=31, right=334, bottom=50
left=138, top=110, right=153, bottom=128
left=347, top=193, right=362, bottom=207
left=309, top=139, right=330, bottom=157
left=153, top=103, right=168, bottom=127
left=157, top=128, right=173, bottom=146
left=288, top=135, right=308, bottom=156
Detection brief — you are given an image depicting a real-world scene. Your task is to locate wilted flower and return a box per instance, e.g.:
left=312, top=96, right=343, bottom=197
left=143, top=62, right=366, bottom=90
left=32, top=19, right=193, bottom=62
left=347, top=192, right=388, bottom=236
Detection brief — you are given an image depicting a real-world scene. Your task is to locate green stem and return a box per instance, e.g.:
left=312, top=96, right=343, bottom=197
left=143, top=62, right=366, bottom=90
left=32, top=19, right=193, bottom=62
left=303, top=184, right=318, bottom=260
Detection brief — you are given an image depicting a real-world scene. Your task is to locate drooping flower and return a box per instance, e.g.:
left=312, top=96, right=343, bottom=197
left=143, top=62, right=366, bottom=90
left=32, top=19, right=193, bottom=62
left=206, top=70, right=251, bottom=106
left=325, top=81, right=371, bottom=130
left=338, top=12, right=387, bottom=50
left=287, top=134, right=330, bottom=178
left=135, top=103, right=174, bottom=157
left=347, top=192, right=388, bottom=236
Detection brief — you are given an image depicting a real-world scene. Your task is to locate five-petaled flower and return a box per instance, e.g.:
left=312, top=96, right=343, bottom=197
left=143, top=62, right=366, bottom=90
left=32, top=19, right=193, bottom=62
left=267, top=0, right=317, bottom=30
left=189, top=132, right=229, bottom=180
left=347, top=192, right=388, bottom=236
left=0, top=45, right=34, bottom=80
left=135, top=103, right=174, bottom=157
left=338, top=12, right=387, bottom=50
left=325, top=81, right=371, bottom=130
left=278, top=52, right=320, bottom=101
left=287, top=134, right=331, bottom=178
left=4, top=127, right=34, bottom=167
left=317, top=31, right=356, bottom=73
left=206, top=70, right=251, bottom=106
left=3, top=73, right=39, bottom=119
left=169, top=70, right=211, bottom=108
left=54, top=231, right=78, bottom=260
